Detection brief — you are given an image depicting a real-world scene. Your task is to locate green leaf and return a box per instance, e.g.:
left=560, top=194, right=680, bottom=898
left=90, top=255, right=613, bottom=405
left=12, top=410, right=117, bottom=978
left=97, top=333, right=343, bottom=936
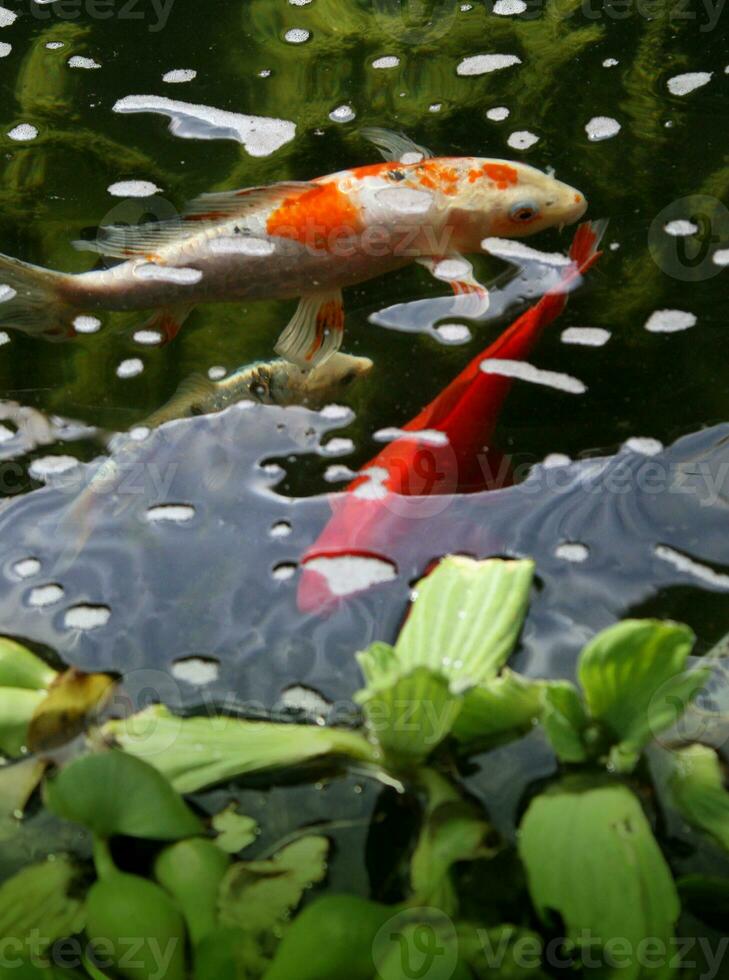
left=212, top=804, right=259, bottom=854
left=518, top=777, right=679, bottom=980
left=578, top=619, right=703, bottom=770
left=155, top=838, right=231, bottom=945
left=356, top=667, right=463, bottom=762
left=394, top=557, right=534, bottom=686
left=540, top=681, right=589, bottom=763
left=0, top=688, right=46, bottom=757
left=0, top=637, right=57, bottom=690
left=458, top=923, right=545, bottom=980
left=452, top=670, right=544, bottom=750
left=668, top=743, right=729, bottom=852
left=0, top=856, right=86, bottom=948
left=44, top=749, right=202, bottom=839
left=0, top=757, right=46, bottom=840
left=105, top=705, right=378, bottom=793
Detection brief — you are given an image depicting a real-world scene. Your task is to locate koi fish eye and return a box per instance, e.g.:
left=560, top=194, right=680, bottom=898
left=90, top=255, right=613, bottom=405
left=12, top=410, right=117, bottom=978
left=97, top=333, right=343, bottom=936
left=509, top=200, right=540, bottom=223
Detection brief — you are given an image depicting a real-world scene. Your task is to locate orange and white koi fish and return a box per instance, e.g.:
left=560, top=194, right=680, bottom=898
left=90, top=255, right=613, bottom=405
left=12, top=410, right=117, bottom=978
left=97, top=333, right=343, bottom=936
left=0, top=129, right=586, bottom=366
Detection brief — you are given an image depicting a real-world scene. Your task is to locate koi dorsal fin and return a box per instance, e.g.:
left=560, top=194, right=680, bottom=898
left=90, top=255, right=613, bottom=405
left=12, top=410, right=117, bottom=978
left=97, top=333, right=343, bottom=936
left=181, top=181, right=315, bottom=223
left=360, top=127, right=433, bottom=163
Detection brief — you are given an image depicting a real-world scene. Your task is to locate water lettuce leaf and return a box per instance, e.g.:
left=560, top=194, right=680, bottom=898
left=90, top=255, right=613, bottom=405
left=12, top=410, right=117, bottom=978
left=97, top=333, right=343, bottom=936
left=0, top=757, right=46, bottom=841
left=540, top=681, right=590, bottom=763
left=452, top=670, right=544, bottom=750
left=0, top=637, right=57, bottom=690
left=44, top=749, right=202, bottom=839
left=578, top=619, right=704, bottom=771
left=668, top=743, right=729, bottom=853
left=518, top=777, right=679, bottom=980
left=0, top=687, right=46, bottom=757
left=212, top=804, right=259, bottom=854
left=27, top=669, right=115, bottom=754
left=0, top=856, right=86, bottom=948
left=106, top=705, right=379, bottom=792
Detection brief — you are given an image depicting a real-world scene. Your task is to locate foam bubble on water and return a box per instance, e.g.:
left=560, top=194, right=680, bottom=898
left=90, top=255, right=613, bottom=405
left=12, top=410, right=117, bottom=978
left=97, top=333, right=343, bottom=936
left=486, top=106, right=510, bottom=121
left=0, top=331, right=9, bottom=346
left=289, top=0, right=312, bottom=5
left=45, top=41, right=65, bottom=49
left=68, top=55, right=101, bottom=69
left=319, top=403, right=350, bottom=420
left=278, top=685, right=331, bottom=718
left=28, top=584, right=64, bottom=608
left=376, top=186, right=432, bottom=214
left=664, top=219, right=698, bottom=236
left=8, top=124, right=38, bottom=141
left=481, top=358, right=586, bottom=394
left=507, top=130, right=539, bottom=150
left=64, top=604, right=111, bottom=630
left=433, top=258, right=472, bottom=281
left=555, top=542, right=589, bottom=562
left=133, top=329, right=163, bottom=346
left=172, top=656, right=220, bottom=685
left=585, top=116, right=621, bottom=141
left=323, top=437, right=354, bottom=456
left=654, top=545, right=729, bottom=590
left=29, top=455, right=79, bottom=481
left=542, top=452, right=571, bottom=468
left=623, top=436, right=663, bottom=456
left=0, top=423, right=14, bottom=443
left=372, top=55, right=399, bottom=69
left=270, top=520, right=292, bottom=538
left=107, top=180, right=161, bottom=197
left=602, top=57, right=619, bottom=67
left=324, top=464, right=357, bottom=483
left=0, top=7, right=18, bottom=27
left=644, top=309, right=696, bottom=333
left=129, top=425, right=150, bottom=442
left=113, top=95, right=296, bottom=157
left=374, top=427, right=449, bottom=447
left=303, top=555, right=397, bottom=597
left=163, top=69, right=197, bottom=84
left=73, top=315, right=101, bottom=334
left=0, top=285, right=17, bottom=303
left=13, top=558, right=41, bottom=579
left=712, top=248, right=729, bottom=267
left=457, top=54, right=521, bottom=76
left=146, top=503, right=195, bottom=523
left=258, top=69, right=272, bottom=78
left=209, top=236, right=275, bottom=256
left=492, top=0, right=527, bottom=13
left=284, top=28, right=310, bottom=43
left=0, top=42, right=10, bottom=57
left=429, top=103, right=442, bottom=113
left=329, top=104, right=356, bottom=123
left=560, top=327, right=611, bottom=347
left=482, top=238, right=570, bottom=266
left=435, top=323, right=472, bottom=344
left=667, top=71, right=712, bottom=96
left=273, top=562, right=297, bottom=581
left=116, top=358, right=144, bottom=379
left=208, top=366, right=226, bottom=380
left=134, top=263, right=202, bottom=284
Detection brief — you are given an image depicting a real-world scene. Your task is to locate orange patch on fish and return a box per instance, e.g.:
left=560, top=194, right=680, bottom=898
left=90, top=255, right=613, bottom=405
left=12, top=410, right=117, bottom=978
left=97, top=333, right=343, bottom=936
left=417, top=161, right=460, bottom=195
left=350, top=161, right=404, bottom=179
left=267, top=183, right=362, bottom=249
left=470, top=162, right=519, bottom=190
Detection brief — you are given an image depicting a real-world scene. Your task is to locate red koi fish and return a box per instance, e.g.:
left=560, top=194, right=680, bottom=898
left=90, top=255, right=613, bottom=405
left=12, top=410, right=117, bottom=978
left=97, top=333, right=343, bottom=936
left=297, top=219, right=606, bottom=613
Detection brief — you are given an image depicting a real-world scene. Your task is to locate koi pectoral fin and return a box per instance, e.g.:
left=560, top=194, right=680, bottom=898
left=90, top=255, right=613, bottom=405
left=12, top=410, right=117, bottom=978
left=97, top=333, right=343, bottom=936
left=274, top=290, right=344, bottom=368
left=418, top=255, right=490, bottom=315
left=138, top=304, right=193, bottom=345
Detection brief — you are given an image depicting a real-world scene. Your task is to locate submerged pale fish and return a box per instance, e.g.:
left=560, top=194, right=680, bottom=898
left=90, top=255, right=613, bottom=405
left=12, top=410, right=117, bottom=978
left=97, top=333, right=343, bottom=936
left=143, top=351, right=373, bottom=427
left=0, top=128, right=586, bottom=366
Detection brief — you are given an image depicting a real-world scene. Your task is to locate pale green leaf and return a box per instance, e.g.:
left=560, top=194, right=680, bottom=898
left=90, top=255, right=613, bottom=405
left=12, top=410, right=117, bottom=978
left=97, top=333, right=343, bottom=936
left=452, top=670, right=544, bottom=749
left=105, top=705, right=379, bottom=793
left=212, top=804, right=259, bottom=853
left=540, top=681, right=589, bottom=763
left=668, top=743, right=729, bottom=852
left=0, top=758, right=46, bottom=841
left=0, top=688, right=46, bottom=757
left=0, top=637, right=57, bottom=691
left=0, top=856, right=86, bottom=946
left=519, top=777, right=679, bottom=980
left=395, top=557, right=534, bottom=686
left=45, top=749, right=202, bottom=839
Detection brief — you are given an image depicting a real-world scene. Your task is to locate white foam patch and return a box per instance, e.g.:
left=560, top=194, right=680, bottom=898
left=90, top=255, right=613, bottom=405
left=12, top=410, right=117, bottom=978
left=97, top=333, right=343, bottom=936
left=492, top=0, right=526, bottom=13
left=324, top=464, right=356, bottom=483
left=29, top=455, right=79, bottom=480
left=208, top=365, right=226, bottom=380
left=623, top=436, right=663, bottom=456
left=272, top=562, right=297, bottom=581
left=602, top=57, right=618, bottom=67
left=0, top=331, right=9, bottom=346
left=644, top=309, right=696, bottom=333
left=486, top=106, right=509, bottom=121
left=284, top=28, right=310, bottom=43
left=376, top=186, right=432, bottom=214
left=667, top=71, right=712, bottom=96
left=289, top=0, right=312, bottom=4
left=435, top=323, right=472, bottom=344
left=507, top=130, right=539, bottom=150
left=481, top=358, right=586, bottom=394
left=13, top=558, right=41, bottom=579
left=146, top=503, right=196, bottom=523
left=712, top=248, right=729, bottom=267
left=433, top=258, right=471, bottom=281
left=73, top=315, right=101, bottom=334
left=329, top=104, right=355, bottom=123
left=303, top=555, right=397, bottom=597
left=0, top=7, right=17, bottom=27
left=107, top=180, right=161, bottom=197
left=133, top=329, right=162, bottom=345
left=172, top=657, right=219, bottom=685
left=134, top=263, right=202, bottom=284
left=560, top=327, right=611, bottom=347
left=278, top=685, right=331, bottom=717
left=68, top=55, right=101, bottom=69
left=655, top=545, right=729, bottom=590
left=0, top=41, right=10, bottom=57
left=64, top=604, right=111, bottom=630
left=270, top=520, right=292, bottom=538
left=429, top=103, right=442, bottom=112
left=374, top=427, right=449, bottom=447
left=664, top=219, right=698, bottom=236
left=209, top=236, right=275, bottom=256
left=0, top=424, right=14, bottom=443
left=482, top=237, right=570, bottom=266
left=323, top=437, right=354, bottom=455
left=113, top=95, right=296, bottom=157
left=0, top=285, right=17, bottom=303
left=116, top=358, right=144, bottom=379
left=28, top=584, right=64, bottom=608
left=8, top=124, right=38, bottom=142
left=542, top=452, right=571, bottom=468
left=457, top=54, right=521, bottom=76
left=319, top=403, right=351, bottom=420
left=45, top=41, right=65, bottom=49
left=585, top=116, right=621, bottom=141
left=352, top=466, right=390, bottom=500
left=555, top=542, right=589, bottom=562
left=163, top=69, right=197, bottom=84
left=372, top=55, right=399, bottom=69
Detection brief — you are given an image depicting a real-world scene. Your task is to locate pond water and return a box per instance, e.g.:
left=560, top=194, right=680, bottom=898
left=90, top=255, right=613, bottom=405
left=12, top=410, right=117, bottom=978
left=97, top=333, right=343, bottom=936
left=1, top=0, right=729, bottom=932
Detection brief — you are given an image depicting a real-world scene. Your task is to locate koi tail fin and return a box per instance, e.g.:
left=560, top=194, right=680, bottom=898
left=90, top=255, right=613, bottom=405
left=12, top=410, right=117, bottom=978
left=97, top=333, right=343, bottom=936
left=0, top=253, right=78, bottom=340
left=569, top=218, right=608, bottom=271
